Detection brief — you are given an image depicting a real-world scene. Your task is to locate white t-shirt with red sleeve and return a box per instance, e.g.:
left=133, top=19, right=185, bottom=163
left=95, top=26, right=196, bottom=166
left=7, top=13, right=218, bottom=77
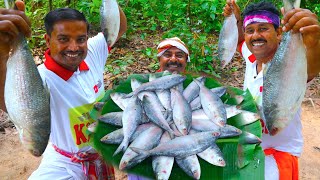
left=38, top=32, right=108, bottom=153
left=240, top=41, right=303, bottom=157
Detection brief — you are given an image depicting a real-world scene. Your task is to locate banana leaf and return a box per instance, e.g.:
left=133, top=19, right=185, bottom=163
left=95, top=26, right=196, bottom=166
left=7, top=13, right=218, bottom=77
left=90, top=72, right=264, bottom=179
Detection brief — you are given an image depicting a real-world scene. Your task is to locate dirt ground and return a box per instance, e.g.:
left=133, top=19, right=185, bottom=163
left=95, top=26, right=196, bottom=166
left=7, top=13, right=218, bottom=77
left=0, top=101, right=319, bottom=180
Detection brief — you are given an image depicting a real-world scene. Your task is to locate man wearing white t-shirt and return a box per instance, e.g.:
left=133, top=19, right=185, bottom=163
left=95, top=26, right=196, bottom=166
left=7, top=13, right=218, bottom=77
left=223, top=0, right=320, bottom=179
left=0, top=1, right=127, bottom=179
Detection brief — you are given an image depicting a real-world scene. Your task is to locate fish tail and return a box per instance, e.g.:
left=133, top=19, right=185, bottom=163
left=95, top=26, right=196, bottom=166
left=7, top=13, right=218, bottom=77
left=130, top=147, right=149, bottom=162
left=124, top=92, right=134, bottom=98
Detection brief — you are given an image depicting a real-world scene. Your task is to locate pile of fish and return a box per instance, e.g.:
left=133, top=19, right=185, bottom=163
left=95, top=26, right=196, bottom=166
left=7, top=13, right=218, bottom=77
left=92, top=72, right=261, bottom=180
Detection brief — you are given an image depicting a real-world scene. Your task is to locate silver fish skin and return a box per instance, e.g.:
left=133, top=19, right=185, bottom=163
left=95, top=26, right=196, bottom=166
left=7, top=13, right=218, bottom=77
left=190, top=86, right=227, bottom=111
left=149, top=75, right=172, bottom=116
left=237, top=110, right=260, bottom=126
left=197, top=143, right=226, bottom=167
left=225, top=105, right=243, bottom=118
left=218, top=13, right=238, bottom=68
left=98, top=111, right=149, bottom=126
left=142, top=94, right=178, bottom=138
left=262, top=0, right=307, bottom=135
left=195, top=80, right=227, bottom=127
left=114, top=96, right=142, bottom=156
left=110, top=92, right=128, bottom=110
left=151, top=75, right=172, bottom=122
left=239, top=131, right=261, bottom=145
left=175, top=155, right=201, bottom=180
left=131, top=78, right=143, bottom=91
left=4, top=33, right=51, bottom=157
left=152, top=132, right=174, bottom=180
left=98, top=111, right=124, bottom=126
left=125, top=74, right=186, bottom=98
left=119, top=125, right=163, bottom=170
left=100, top=0, right=120, bottom=47
left=183, top=77, right=205, bottom=103
left=219, top=125, right=242, bottom=138
left=171, top=88, right=192, bottom=135
left=211, top=86, right=227, bottom=97
left=191, top=110, right=220, bottom=133
left=101, top=122, right=154, bottom=144
left=87, top=121, right=98, bottom=133
left=130, top=131, right=219, bottom=162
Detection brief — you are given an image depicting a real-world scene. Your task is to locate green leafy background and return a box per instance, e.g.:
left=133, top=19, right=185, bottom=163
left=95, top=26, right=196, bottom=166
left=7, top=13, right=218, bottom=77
left=90, top=72, right=264, bottom=179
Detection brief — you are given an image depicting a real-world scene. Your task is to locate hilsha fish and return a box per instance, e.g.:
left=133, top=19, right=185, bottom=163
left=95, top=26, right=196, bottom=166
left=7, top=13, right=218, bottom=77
left=262, top=0, right=307, bottom=135
left=100, top=0, right=120, bottom=47
left=218, top=0, right=239, bottom=68
left=4, top=0, right=51, bottom=157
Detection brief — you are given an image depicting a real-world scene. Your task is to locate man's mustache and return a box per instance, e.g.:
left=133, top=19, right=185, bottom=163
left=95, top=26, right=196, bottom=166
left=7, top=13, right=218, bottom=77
left=166, top=61, right=183, bottom=67
left=251, top=38, right=267, bottom=43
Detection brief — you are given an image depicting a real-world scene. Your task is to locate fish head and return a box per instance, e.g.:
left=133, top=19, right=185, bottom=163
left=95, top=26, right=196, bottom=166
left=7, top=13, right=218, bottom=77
left=45, top=20, right=88, bottom=71
left=158, top=47, right=187, bottom=73
left=218, top=158, right=226, bottom=167
left=192, top=170, right=201, bottom=180
left=119, top=161, right=128, bottom=170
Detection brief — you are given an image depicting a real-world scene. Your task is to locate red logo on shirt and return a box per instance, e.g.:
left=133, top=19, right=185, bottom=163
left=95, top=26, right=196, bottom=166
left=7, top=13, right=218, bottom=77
left=93, top=80, right=102, bottom=93
left=259, top=86, right=263, bottom=92
left=94, top=85, right=98, bottom=93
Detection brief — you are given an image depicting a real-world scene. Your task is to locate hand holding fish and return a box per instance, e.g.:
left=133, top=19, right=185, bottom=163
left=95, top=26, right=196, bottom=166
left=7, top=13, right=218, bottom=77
left=0, top=0, right=31, bottom=58
left=223, top=0, right=241, bottom=21
left=281, top=8, right=320, bottom=48
left=281, top=7, right=320, bottom=80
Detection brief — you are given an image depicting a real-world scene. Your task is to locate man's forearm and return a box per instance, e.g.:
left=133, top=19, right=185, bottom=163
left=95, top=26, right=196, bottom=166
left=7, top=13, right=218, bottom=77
left=0, top=55, right=8, bottom=112
left=306, top=39, right=320, bottom=81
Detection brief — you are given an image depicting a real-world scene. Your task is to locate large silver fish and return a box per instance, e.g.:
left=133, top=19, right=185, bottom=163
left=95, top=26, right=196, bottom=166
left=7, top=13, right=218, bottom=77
left=114, top=96, right=142, bottom=156
left=152, top=132, right=174, bottom=180
left=119, top=125, right=163, bottom=170
left=4, top=0, right=50, bottom=157
left=195, top=80, right=227, bottom=127
left=171, top=88, right=192, bottom=135
left=217, top=0, right=238, bottom=68
left=262, top=0, right=306, bottom=135
left=130, top=131, right=219, bottom=161
left=175, top=155, right=201, bottom=180
left=100, top=0, right=120, bottom=47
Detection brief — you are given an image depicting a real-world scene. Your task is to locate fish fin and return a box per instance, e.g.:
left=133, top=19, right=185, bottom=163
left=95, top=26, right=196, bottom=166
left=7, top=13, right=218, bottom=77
left=129, top=147, right=149, bottom=163
left=124, top=92, right=134, bottom=98
left=113, top=140, right=128, bottom=156
left=149, top=74, right=157, bottom=81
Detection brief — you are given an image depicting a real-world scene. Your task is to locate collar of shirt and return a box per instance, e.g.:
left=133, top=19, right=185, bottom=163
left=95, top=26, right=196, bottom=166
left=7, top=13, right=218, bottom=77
left=44, top=49, right=89, bottom=81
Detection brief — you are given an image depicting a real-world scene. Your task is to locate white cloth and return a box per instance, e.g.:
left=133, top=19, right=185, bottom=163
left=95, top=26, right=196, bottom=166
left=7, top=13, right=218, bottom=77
left=29, top=33, right=108, bottom=179
left=157, top=37, right=190, bottom=62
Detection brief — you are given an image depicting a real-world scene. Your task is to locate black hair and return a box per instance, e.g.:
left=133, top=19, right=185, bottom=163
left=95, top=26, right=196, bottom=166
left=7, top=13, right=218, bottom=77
left=44, top=8, right=90, bottom=35
left=242, top=1, right=280, bottom=29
